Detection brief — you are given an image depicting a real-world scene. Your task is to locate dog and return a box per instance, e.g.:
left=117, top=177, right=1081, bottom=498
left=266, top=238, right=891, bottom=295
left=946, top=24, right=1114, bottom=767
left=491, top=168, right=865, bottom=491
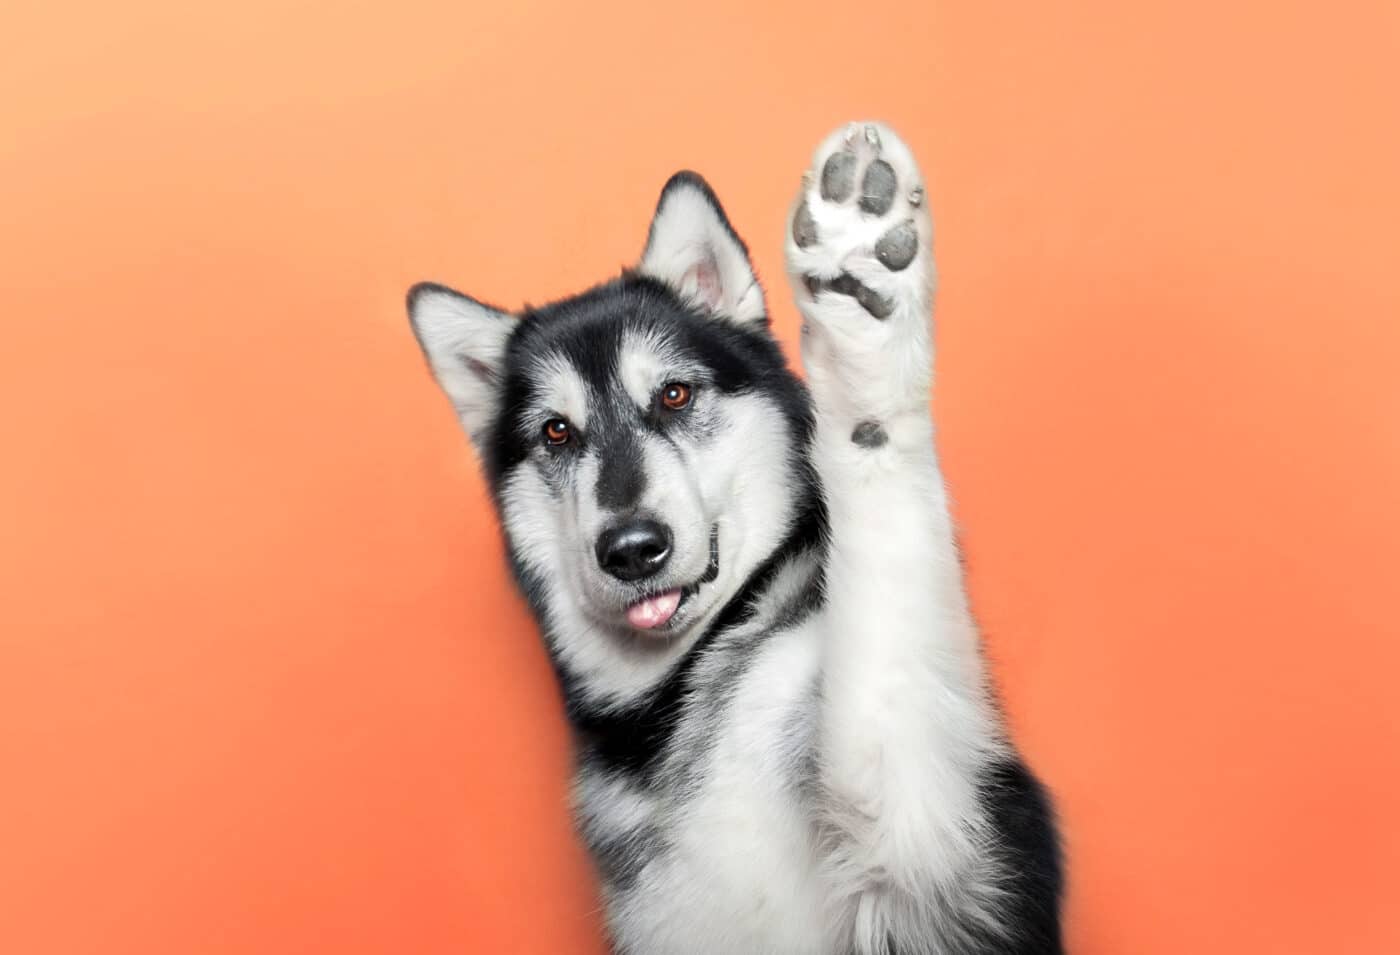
left=407, top=122, right=1063, bottom=954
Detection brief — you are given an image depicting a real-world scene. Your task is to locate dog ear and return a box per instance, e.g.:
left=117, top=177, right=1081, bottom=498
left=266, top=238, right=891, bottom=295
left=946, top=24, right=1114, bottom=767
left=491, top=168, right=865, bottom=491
left=406, top=282, right=514, bottom=445
left=639, top=171, right=767, bottom=327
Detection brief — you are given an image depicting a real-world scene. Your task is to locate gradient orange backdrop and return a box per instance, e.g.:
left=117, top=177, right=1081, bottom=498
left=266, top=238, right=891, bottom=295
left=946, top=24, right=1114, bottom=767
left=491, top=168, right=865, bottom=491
left=3, top=1, right=1399, bottom=952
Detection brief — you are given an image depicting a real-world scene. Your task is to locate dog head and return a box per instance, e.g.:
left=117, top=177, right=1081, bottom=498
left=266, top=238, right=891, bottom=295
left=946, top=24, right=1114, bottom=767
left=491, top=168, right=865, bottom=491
left=408, top=173, right=816, bottom=707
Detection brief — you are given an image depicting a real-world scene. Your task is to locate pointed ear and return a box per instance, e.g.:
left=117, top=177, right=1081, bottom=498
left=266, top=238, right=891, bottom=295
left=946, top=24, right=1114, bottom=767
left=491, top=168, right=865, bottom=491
left=638, top=171, right=767, bottom=327
left=406, top=282, right=514, bottom=445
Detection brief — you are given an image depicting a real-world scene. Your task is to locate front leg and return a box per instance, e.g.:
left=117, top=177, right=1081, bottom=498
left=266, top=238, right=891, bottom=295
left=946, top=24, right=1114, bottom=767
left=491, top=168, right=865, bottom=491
left=786, top=123, right=1008, bottom=952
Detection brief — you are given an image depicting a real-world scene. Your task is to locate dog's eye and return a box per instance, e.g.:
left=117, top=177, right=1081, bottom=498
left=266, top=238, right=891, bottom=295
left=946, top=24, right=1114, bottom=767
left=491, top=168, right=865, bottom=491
left=660, top=382, right=692, bottom=411
left=542, top=418, right=572, bottom=446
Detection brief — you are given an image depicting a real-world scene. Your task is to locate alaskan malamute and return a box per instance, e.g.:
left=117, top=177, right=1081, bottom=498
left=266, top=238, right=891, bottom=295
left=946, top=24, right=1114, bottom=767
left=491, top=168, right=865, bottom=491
left=408, top=122, right=1063, bottom=954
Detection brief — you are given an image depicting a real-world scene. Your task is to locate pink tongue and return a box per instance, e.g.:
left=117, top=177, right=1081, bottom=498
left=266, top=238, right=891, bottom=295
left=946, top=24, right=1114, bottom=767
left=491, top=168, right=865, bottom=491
left=626, top=589, right=682, bottom=630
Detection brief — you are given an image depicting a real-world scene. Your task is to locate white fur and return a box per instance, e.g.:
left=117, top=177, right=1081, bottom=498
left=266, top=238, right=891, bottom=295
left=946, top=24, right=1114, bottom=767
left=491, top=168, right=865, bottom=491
left=640, top=177, right=766, bottom=326
left=407, top=286, right=513, bottom=443
left=617, top=328, right=693, bottom=411
left=615, top=625, right=827, bottom=954
left=527, top=351, right=593, bottom=435
left=789, top=122, right=1007, bottom=953
left=786, top=124, right=936, bottom=428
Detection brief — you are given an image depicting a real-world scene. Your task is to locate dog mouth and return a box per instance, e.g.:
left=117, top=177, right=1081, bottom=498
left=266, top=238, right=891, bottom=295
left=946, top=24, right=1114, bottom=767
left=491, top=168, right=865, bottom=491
left=625, top=525, right=720, bottom=633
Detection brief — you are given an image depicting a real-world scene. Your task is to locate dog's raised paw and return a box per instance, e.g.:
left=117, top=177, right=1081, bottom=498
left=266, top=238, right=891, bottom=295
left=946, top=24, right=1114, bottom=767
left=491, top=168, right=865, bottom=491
left=785, top=122, right=933, bottom=326
left=786, top=121, right=936, bottom=420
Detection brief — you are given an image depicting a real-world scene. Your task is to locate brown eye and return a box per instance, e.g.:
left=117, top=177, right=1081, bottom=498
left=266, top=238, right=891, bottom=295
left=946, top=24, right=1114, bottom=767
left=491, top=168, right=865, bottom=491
left=660, top=382, right=692, bottom=411
left=543, top=418, right=571, bottom=446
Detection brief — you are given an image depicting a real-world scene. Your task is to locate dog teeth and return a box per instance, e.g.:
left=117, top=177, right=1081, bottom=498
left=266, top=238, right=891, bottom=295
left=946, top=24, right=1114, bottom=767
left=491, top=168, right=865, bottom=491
left=843, top=123, right=859, bottom=145
left=908, top=185, right=924, bottom=207
left=864, top=124, right=881, bottom=149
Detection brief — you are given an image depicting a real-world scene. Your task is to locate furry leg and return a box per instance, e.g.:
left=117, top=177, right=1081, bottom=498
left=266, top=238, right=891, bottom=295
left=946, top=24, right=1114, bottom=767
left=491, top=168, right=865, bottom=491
left=786, top=122, right=1007, bottom=954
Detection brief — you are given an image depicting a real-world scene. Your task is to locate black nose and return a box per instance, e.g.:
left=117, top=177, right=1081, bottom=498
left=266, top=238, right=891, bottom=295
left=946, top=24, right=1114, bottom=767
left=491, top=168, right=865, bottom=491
left=596, top=519, right=672, bottom=582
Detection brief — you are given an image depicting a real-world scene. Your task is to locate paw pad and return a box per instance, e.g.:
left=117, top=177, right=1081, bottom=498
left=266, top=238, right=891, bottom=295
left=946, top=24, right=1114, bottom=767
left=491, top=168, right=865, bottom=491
left=851, top=420, right=888, bottom=448
left=821, top=152, right=858, bottom=202
left=792, top=199, right=819, bottom=249
left=803, top=273, right=893, bottom=320
left=858, top=160, right=897, bottom=216
left=793, top=124, right=924, bottom=319
left=874, top=221, right=917, bottom=272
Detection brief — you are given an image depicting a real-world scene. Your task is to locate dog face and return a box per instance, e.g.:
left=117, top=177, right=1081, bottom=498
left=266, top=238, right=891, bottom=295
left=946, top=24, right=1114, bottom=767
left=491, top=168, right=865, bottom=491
left=409, top=174, right=816, bottom=705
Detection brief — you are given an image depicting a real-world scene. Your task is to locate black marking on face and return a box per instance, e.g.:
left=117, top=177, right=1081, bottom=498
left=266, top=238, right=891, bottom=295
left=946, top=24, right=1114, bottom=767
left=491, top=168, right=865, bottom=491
left=851, top=420, right=888, bottom=448
left=594, top=431, right=647, bottom=512
left=487, top=274, right=805, bottom=482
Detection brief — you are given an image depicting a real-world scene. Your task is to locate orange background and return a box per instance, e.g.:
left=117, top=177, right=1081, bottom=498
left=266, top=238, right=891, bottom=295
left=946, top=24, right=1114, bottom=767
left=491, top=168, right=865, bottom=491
left=3, top=1, right=1398, bottom=952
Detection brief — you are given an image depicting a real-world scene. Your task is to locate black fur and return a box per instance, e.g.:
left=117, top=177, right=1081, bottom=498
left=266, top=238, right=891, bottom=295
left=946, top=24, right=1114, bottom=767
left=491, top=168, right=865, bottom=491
left=593, top=429, right=647, bottom=511
left=977, top=759, right=1065, bottom=952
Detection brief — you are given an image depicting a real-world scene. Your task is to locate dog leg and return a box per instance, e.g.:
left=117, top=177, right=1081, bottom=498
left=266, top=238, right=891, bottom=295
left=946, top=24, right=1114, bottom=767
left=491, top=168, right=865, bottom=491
left=786, top=122, right=1005, bottom=953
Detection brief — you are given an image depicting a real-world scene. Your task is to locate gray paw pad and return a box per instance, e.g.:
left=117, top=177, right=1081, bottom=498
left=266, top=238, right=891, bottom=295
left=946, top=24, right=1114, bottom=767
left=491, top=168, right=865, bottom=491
left=792, top=199, right=818, bottom=248
left=821, top=151, right=858, bottom=202
left=874, top=220, right=918, bottom=271
left=808, top=273, right=895, bottom=319
left=859, top=160, right=897, bottom=215
left=848, top=279, right=893, bottom=320
left=851, top=420, right=888, bottom=448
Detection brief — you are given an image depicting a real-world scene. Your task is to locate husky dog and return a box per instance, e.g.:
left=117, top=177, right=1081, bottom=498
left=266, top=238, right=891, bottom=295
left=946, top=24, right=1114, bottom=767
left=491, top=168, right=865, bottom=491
left=407, top=122, right=1062, bottom=954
